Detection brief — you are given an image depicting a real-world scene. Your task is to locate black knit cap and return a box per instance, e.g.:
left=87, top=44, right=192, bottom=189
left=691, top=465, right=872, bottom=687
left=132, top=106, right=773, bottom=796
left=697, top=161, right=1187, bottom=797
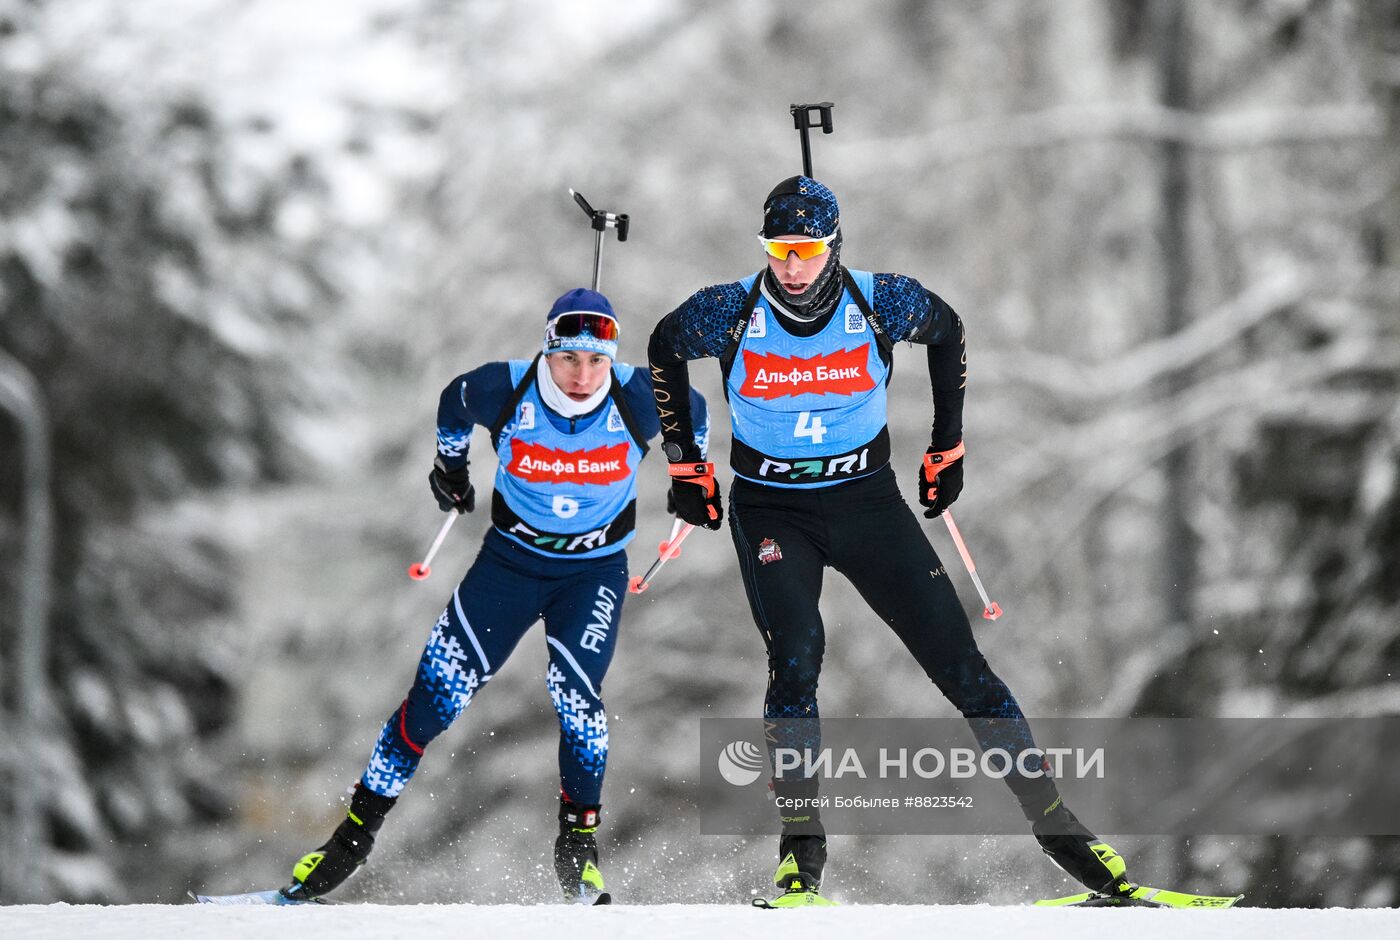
left=762, top=175, right=840, bottom=238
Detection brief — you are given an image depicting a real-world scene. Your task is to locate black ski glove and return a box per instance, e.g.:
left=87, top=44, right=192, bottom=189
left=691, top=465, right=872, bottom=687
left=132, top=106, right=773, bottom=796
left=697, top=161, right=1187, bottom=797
left=668, top=460, right=723, bottom=530
left=918, top=441, right=964, bottom=518
left=429, top=457, right=476, bottom=514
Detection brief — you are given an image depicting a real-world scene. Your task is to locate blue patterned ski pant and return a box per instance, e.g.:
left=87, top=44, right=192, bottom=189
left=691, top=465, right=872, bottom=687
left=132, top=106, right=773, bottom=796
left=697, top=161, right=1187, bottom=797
left=360, top=528, right=627, bottom=805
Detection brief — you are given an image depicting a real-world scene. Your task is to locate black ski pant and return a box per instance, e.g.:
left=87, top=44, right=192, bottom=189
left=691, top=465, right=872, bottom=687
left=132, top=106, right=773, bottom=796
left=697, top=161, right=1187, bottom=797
left=727, top=464, right=1059, bottom=825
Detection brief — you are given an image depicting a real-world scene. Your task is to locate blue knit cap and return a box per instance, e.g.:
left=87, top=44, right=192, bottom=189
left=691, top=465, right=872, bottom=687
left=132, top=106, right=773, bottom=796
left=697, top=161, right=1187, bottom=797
left=543, top=288, right=619, bottom=358
left=762, top=175, right=840, bottom=238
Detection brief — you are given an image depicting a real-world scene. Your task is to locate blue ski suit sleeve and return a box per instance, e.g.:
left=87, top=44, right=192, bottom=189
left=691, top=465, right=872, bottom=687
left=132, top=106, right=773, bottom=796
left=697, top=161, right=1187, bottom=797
left=435, top=361, right=514, bottom=471
left=650, top=281, right=752, bottom=362
left=868, top=272, right=955, bottom=345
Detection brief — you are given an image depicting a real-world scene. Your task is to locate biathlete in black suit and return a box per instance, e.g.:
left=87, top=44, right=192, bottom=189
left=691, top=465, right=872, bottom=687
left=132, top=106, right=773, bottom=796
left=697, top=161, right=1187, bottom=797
left=647, top=176, right=1128, bottom=906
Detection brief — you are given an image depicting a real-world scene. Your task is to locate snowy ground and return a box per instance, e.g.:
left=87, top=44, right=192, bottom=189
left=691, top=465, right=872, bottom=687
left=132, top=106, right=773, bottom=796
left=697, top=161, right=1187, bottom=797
left=4, top=904, right=1398, bottom=940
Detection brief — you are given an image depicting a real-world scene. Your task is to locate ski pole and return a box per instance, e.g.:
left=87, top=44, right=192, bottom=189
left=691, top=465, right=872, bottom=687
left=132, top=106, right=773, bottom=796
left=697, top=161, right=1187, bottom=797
left=568, top=189, right=629, bottom=292
left=789, top=102, right=835, bottom=177
left=940, top=509, right=1003, bottom=620
left=627, top=517, right=695, bottom=594
left=407, top=512, right=459, bottom=581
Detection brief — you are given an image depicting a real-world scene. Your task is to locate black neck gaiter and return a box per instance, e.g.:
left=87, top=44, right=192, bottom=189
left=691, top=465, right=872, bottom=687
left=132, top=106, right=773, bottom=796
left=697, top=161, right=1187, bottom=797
left=762, top=234, right=844, bottom=323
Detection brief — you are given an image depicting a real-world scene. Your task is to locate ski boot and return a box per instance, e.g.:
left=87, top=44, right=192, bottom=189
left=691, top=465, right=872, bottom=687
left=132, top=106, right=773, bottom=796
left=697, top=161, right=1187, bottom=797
left=1032, top=798, right=1132, bottom=898
left=753, top=831, right=836, bottom=908
left=554, top=799, right=610, bottom=905
left=282, top=784, right=397, bottom=902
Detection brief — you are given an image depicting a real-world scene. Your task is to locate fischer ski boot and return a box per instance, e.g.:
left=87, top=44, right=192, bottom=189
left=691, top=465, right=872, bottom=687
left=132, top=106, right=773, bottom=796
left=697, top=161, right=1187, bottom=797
left=283, top=784, right=397, bottom=901
left=554, top=800, right=610, bottom=905
left=754, top=832, right=836, bottom=908
left=1032, top=799, right=1131, bottom=897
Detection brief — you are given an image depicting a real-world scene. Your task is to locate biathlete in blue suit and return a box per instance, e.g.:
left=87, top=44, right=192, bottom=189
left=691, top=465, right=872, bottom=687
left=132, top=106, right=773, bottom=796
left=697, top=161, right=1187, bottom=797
left=647, top=177, right=1129, bottom=906
left=288, top=288, right=708, bottom=903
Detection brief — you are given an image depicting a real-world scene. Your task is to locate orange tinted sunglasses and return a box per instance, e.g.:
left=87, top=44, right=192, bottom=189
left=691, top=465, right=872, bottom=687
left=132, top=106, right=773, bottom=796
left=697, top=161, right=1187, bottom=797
left=756, top=223, right=839, bottom=261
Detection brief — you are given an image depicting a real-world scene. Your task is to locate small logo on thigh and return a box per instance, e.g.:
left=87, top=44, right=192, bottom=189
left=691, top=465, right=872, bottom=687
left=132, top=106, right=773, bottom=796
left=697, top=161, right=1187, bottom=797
left=929, top=566, right=946, bottom=579
left=758, top=538, right=783, bottom=565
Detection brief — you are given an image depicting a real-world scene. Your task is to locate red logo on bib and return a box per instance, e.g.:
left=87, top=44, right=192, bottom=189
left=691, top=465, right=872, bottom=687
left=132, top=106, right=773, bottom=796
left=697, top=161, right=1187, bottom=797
left=738, top=347, right=875, bottom=400
left=507, top=441, right=630, bottom=485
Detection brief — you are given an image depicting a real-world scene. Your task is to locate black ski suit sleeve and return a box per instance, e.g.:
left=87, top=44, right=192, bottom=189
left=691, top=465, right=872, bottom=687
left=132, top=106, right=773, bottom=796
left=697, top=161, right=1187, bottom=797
left=647, top=282, right=750, bottom=461
left=622, top=366, right=711, bottom=458
left=869, top=273, right=966, bottom=450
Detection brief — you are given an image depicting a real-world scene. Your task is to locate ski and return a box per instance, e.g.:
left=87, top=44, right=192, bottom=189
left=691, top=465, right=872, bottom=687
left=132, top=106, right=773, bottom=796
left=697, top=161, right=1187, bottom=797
left=188, top=887, right=335, bottom=906
left=752, top=891, right=837, bottom=909
left=1035, top=884, right=1244, bottom=908
left=569, top=887, right=612, bottom=906
left=191, top=886, right=612, bottom=907
left=752, top=874, right=838, bottom=909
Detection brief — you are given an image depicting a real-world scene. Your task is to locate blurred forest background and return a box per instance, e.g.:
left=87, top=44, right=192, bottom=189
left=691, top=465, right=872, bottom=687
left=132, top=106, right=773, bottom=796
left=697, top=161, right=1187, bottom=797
left=1, top=0, right=1397, bottom=909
